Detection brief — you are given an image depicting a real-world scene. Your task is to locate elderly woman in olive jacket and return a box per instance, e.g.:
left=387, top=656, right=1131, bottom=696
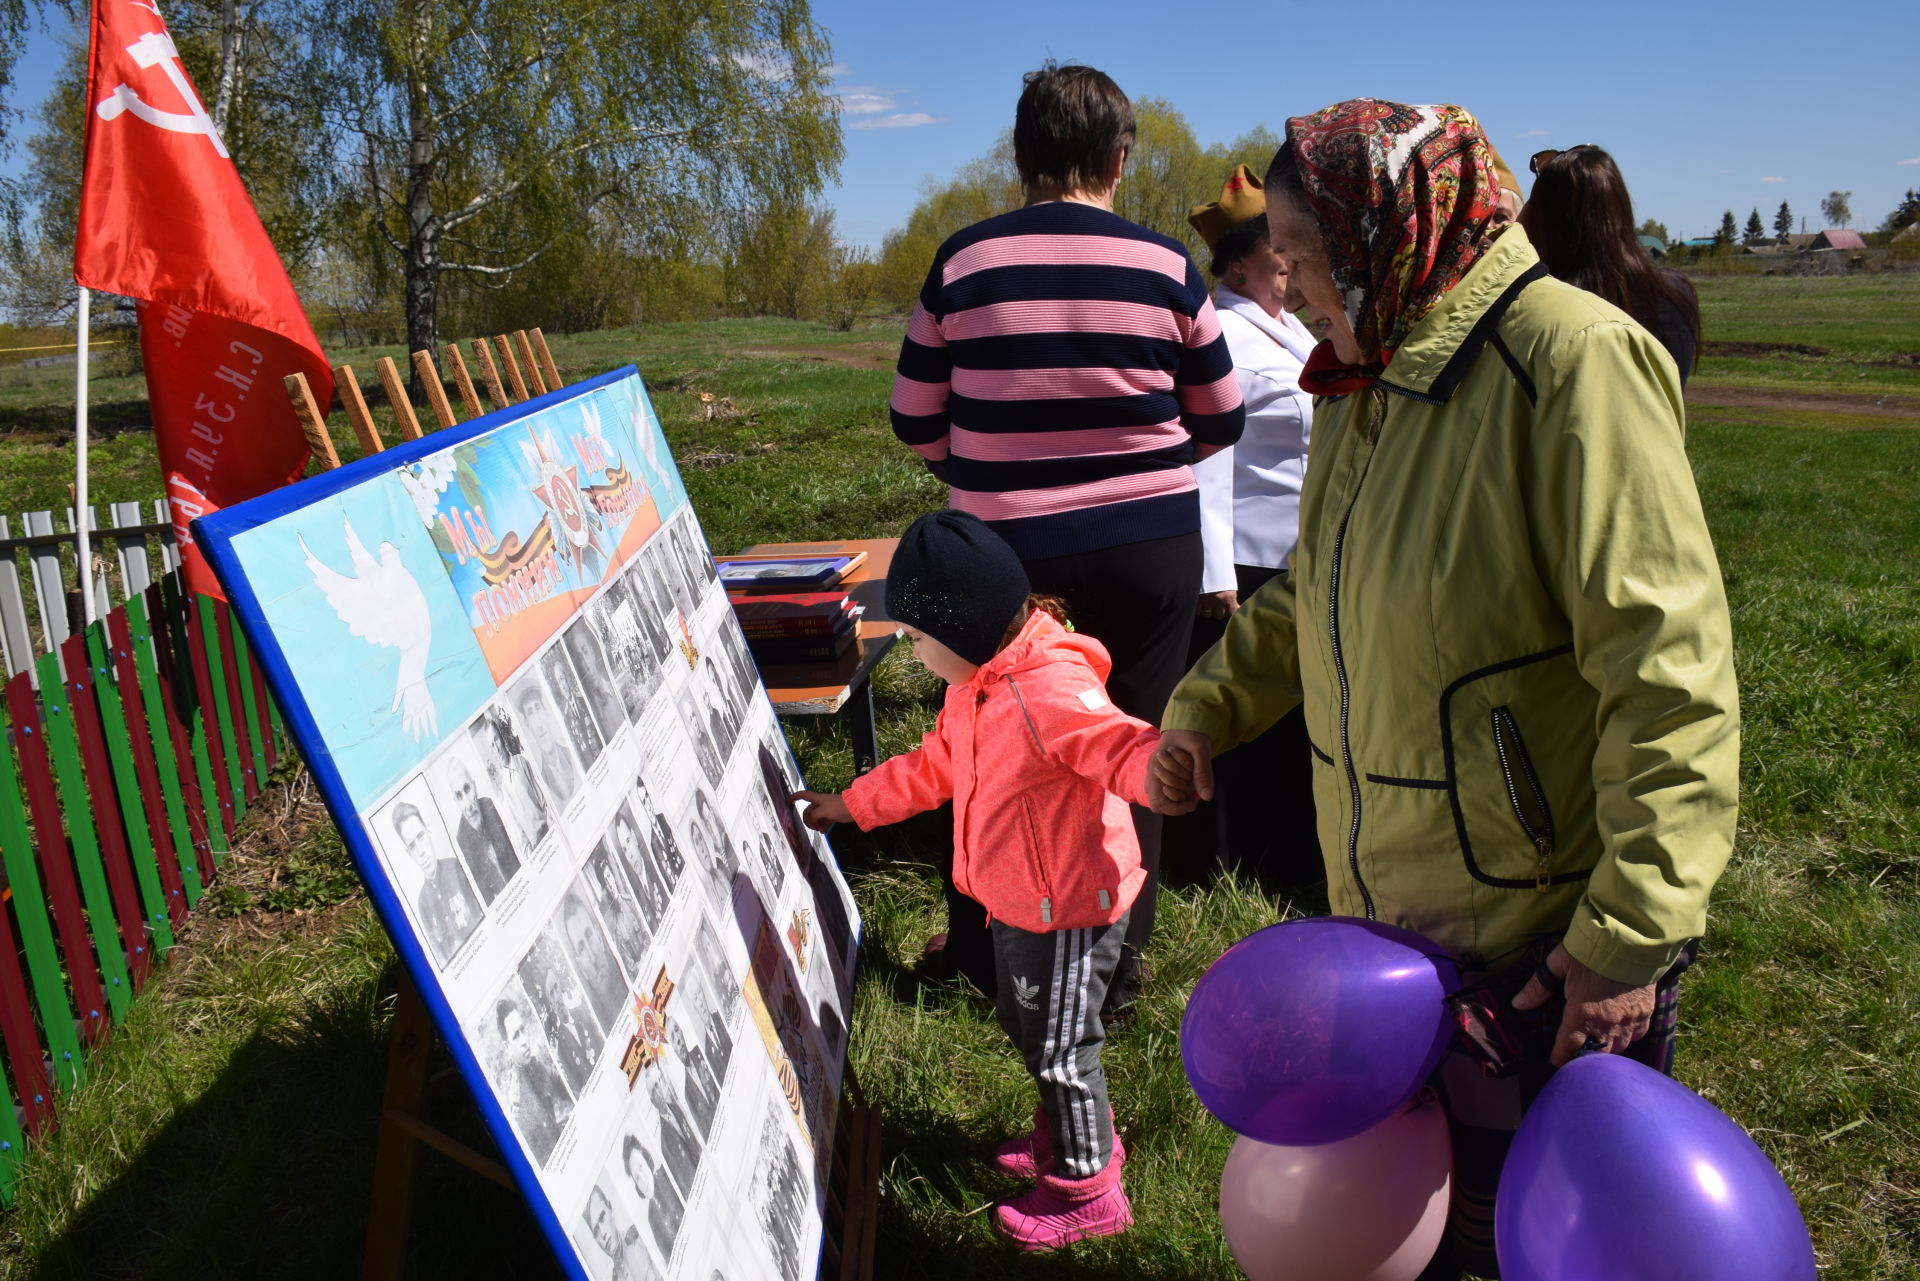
left=1150, top=101, right=1737, bottom=1279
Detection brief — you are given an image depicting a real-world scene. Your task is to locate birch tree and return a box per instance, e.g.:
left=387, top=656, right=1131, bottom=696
left=306, top=0, right=841, bottom=359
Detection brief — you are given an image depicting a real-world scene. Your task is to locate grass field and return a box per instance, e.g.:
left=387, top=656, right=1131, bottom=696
left=0, top=278, right=1916, bottom=1279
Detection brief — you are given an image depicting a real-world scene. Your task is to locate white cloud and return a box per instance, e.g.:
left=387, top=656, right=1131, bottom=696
left=1761, top=175, right=1786, bottom=183
left=851, top=112, right=943, bottom=131
left=824, top=61, right=848, bottom=77
left=732, top=47, right=792, bottom=81
left=1899, top=157, right=1920, bottom=166
left=836, top=87, right=896, bottom=116
left=1515, top=128, right=1550, bottom=138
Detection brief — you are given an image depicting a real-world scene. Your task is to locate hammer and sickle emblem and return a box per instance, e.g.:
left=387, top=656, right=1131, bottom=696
left=93, top=30, right=230, bottom=159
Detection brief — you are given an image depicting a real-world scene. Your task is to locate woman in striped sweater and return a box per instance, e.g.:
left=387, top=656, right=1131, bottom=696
left=889, top=62, right=1245, bottom=1017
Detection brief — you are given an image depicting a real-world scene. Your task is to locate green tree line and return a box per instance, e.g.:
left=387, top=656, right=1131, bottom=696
left=4, top=0, right=851, bottom=355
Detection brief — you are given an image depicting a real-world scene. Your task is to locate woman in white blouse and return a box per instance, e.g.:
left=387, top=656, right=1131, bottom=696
left=1175, top=165, right=1321, bottom=884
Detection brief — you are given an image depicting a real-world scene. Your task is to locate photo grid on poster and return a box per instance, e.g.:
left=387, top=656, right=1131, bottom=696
left=208, top=370, right=860, bottom=1281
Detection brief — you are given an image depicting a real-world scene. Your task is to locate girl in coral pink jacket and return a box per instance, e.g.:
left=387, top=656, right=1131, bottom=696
left=793, top=511, right=1159, bottom=1252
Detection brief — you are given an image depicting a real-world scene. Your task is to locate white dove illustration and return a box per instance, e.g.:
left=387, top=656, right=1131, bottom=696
left=300, top=517, right=439, bottom=741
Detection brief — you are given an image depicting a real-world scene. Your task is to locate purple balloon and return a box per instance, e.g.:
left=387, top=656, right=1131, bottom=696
left=1497, top=1054, right=1816, bottom=1281
left=1180, top=917, right=1460, bottom=1146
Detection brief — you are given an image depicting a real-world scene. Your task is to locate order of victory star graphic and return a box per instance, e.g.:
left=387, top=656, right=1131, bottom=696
left=300, top=517, right=439, bottom=741
left=521, top=428, right=605, bottom=580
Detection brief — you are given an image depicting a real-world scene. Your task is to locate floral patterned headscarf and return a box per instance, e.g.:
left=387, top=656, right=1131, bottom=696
left=1283, top=100, right=1504, bottom=377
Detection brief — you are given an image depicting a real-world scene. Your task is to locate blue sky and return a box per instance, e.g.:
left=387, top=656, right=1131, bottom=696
left=815, top=0, right=1919, bottom=249
left=10, top=1, right=1915, bottom=253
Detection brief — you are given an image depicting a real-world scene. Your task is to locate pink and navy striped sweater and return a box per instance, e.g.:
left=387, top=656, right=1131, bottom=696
left=889, top=202, right=1246, bottom=560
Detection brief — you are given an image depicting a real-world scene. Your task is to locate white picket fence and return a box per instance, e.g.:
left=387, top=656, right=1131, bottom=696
left=0, top=500, right=180, bottom=679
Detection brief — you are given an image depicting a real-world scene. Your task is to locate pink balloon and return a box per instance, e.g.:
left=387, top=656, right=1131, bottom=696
left=1218, top=1097, right=1452, bottom=1281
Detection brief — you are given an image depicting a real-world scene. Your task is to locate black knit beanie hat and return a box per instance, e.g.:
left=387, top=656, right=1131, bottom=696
left=885, top=511, right=1030, bottom=666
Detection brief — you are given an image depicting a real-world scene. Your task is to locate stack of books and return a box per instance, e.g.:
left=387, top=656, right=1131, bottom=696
left=729, top=590, right=862, bottom=665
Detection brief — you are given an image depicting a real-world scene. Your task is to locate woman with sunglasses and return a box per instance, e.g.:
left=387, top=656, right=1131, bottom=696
left=1150, top=100, right=1738, bottom=1278
left=1522, top=145, right=1702, bottom=383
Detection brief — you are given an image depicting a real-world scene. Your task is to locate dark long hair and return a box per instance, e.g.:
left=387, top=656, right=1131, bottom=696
left=1519, top=146, right=1699, bottom=374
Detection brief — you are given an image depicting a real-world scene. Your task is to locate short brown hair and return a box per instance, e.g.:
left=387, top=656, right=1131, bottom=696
left=1013, top=62, right=1134, bottom=193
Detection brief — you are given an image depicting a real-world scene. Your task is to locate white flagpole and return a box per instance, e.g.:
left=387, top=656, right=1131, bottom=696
left=74, top=286, right=97, bottom=626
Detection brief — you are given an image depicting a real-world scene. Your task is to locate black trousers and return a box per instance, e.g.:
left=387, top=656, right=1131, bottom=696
left=1162, top=563, right=1322, bottom=888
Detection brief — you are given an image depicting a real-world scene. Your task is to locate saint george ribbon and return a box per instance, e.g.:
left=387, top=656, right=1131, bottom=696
left=74, top=0, right=332, bottom=597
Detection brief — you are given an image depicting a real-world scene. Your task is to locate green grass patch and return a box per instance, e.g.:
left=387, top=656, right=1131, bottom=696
left=1690, top=272, right=1920, bottom=393
left=0, top=303, right=1915, bottom=1278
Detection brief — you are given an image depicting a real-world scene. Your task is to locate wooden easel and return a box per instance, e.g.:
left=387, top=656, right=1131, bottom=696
left=280, top=334, right=883, bottom=1281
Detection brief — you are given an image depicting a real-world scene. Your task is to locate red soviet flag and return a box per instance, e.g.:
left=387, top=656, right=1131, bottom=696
left=74, top=0, right=333, bottom=596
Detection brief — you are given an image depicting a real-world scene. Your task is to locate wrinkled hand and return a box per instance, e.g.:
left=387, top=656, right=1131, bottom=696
left=1147, top=729, right=1215, bottom=816
left=789, top=790, right=851, bottom=832
left=1196, top=590, right=1239, bottom=621
left=1512, top=943, right=1657, bottom=1066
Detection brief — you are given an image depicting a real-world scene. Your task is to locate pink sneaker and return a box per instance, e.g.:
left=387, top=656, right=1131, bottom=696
left=990, top=1107, right=1125, bottom=1179
left=992, top=1153, right=1132, bottom=1251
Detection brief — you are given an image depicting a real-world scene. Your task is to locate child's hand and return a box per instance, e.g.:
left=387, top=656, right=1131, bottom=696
left=1148, top=730, right=1215, bottom=815
left=789, top=790, right=852, bottom=832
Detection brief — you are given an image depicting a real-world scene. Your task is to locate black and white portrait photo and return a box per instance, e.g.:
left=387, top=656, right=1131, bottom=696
left=642, top=531, right=692, bottom=620
left=558, top=881, right=629, bottom=1031
left=586, top=836, right=654, bottom=978
left=619, top=553, right=676, bottom=667
left=683, top=696, right=724, bottom=782
left=607, top=801, right=670, bottom=926
left=709, top=620, right=760, bottom=707
left=376, top=786, right=481, bottom=966
left=473, top=979, right=571, bottom=1166
left=689, top=914, right=742, bottom=1015
left=589, top=579, right=660, bottom=721
left=633, top=776, right=686, bottom=882
left=757, top=740, right=813, bottom=880
left=667, top=1016, right=719, bottom=1137
left=692, top=665, right=741, bottom=770
left=508, top=673, right=585, bottom=809
left=562, top=615, right=627, bottom=743
left=645, top=1066, right=704, bottom=1199
left=617, top=1128, right=686, bottom=1263
left=518, top=927, right=604, bottom=1093
left=431, top=749, right=521, bottom=905
left=576, top=1179, right=660, bottom=1281
left=754, top=1102, right=808, bottom=1281
left=467, top=704, right=554, bottom=849
left=541, top=642, right=607, bottom=767
left=688, top=786, right=739, bottom=910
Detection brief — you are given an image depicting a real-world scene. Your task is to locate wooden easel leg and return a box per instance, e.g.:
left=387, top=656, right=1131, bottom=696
left=362, top=972, right=433, bottom=1281
left=829, top=1064, right=882, bottom=1281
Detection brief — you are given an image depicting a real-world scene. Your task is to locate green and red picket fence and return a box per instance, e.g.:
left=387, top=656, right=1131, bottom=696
left=0, top=568, right=285, bottom=1203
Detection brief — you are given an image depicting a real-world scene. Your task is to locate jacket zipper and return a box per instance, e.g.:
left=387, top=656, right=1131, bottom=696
left=998, top=676, right=1059, bottom=925
left=1328, top=391, right=1384, bottom=920
left=1489, top=705, right=1556, bottom=892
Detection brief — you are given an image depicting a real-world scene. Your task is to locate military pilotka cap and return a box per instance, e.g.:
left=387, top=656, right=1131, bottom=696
left=885, top=511, right=1030, bottom=667
left=1188, top=163, right=1267, bottom=253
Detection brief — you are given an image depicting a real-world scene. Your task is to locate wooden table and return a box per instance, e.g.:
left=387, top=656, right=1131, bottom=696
left=730, top=538, right=901, bottom=774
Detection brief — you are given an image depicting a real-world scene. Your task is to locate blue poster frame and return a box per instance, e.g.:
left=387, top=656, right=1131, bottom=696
left=197, top=364, right=857, bottom=1280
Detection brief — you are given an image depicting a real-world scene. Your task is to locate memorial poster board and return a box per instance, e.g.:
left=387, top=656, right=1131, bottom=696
left=195, top=367, right=860, bottom=1281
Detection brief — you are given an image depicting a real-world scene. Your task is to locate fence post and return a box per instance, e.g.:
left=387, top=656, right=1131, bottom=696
left=6, top=671, right=112, bottom=1042
left=138, top=584, right=214, bottom=895
left=23, top=511, right=69, bottom=660
left=198, top=596, right=248, bottom=822
left=35, top=648, right=138, bottom=1018
left=0, top=693, right=83, bottom=1089
left=113, top=599, right=198, bottom=917
left=83, top=622, right=177, bottom=960
left=214, top=600, right=262, bottom=806
left=0, top=516, right=34, bottom=679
